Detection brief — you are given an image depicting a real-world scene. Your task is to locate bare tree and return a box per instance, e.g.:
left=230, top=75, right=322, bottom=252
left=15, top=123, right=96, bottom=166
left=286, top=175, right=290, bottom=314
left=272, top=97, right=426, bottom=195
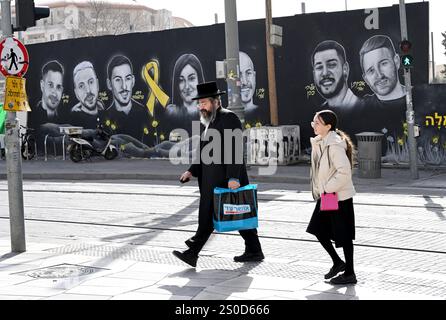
left=71, top=0, right=148, bottom=38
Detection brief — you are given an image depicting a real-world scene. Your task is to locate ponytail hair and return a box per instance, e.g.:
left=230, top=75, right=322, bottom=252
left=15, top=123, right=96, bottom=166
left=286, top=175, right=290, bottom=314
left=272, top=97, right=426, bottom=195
left=335, top=129, right=356, bottom=168
left=316, top=110, right=356, bottom=167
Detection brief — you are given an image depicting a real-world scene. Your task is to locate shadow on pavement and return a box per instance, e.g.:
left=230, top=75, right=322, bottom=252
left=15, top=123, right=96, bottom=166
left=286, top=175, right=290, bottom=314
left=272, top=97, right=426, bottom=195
left=159, top=262, right=260, bottom=300
left=423, top=195, right=445, bottom=221
left=304, top=283, right=358, bottom=300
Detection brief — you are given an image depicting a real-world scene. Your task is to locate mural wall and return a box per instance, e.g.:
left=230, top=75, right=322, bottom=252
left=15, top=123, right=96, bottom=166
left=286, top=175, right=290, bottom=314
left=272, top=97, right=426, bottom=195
left=24, top=2, right=444, bottom=164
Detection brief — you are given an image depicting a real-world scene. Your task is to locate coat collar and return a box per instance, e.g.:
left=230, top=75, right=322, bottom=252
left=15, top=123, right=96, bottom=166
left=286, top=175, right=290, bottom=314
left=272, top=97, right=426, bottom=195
left=310, top=130, right=346, bottom=149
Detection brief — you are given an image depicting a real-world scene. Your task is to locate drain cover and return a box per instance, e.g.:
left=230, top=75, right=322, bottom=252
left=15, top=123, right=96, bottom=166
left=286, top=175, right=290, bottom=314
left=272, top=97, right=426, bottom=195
left=15, top=264, right=108, bottom=279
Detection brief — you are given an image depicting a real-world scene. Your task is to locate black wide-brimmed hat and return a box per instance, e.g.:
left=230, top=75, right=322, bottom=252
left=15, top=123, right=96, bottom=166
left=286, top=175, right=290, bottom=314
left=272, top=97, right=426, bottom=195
left=192, top=81, right=226, bottom=100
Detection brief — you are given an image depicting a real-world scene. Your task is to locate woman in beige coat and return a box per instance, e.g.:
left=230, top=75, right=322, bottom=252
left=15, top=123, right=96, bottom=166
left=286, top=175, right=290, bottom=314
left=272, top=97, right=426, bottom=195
left=306, top=110, right=357, bottom=285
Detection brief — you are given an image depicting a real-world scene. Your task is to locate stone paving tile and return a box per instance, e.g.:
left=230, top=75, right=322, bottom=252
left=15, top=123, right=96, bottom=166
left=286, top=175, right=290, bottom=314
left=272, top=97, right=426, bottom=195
left=202, top=285, right=292, bottom=300
left=156, top=277, right=228, bottom=288
left=0, top=285, right=65, bottom=297
left=111, top=292, right=193, bottom=300
left=79, top=277, right=158, bottom=289
left=193, top=291, right=244, bottom=300
left=274, top=289, right=354, bottom=300
left=0, top=294, right=43, bottom=300
left=216, top=275, right=314, bottom=292
left=136, top=284, right=205, bottom=297
left=65, top=285, right=134, bottom=296
left=44, top=293, right=112, bottom=300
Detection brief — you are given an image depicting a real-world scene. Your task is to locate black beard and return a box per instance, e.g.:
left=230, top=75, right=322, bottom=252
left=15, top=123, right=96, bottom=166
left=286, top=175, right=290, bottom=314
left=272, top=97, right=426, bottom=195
left=316, top=77, right=346, bottom=100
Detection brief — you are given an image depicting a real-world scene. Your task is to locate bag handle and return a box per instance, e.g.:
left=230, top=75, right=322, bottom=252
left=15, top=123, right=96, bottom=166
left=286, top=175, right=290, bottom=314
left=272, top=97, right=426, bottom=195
left=319, top=145, right=335, bottom=195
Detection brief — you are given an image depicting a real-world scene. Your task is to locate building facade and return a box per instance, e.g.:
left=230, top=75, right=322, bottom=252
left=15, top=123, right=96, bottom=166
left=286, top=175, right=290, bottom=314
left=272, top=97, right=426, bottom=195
left=20, top=0, right=193, bottom=44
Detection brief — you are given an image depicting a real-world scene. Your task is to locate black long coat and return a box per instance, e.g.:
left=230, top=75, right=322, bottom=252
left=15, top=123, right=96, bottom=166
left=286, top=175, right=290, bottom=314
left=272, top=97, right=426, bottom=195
left=188, top=107, right=249, bottom=230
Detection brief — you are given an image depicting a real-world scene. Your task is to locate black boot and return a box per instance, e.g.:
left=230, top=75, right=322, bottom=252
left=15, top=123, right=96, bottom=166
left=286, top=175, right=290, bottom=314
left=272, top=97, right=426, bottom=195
left=234, top=251, right=264, bottom=262
left=324, top=261, right=346, bottom=279
left=172, top=249, right=198, bottom=267
left=185, top=236, right=197, bottom=248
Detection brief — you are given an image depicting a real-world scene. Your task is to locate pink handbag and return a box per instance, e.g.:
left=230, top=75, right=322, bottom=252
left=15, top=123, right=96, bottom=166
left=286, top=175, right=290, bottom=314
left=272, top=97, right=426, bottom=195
left=320, top=192, right=339, bottom=211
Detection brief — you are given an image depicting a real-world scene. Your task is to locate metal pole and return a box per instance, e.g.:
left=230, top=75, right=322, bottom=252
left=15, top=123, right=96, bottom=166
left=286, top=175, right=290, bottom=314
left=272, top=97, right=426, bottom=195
left=301, top=2, right=306, bottom=14
left=224, top=0, right=244, bottom=123
left=1, top=0, right=27, bottom=252
left=399, top=0, right=419, bottom=179
left=214, top=13, right=218, bottom=24
left=265, top=0, right=279, bottom=125
left=431, top=31, right=436, bottom=83
left=345, top=0, right=348, bottom=11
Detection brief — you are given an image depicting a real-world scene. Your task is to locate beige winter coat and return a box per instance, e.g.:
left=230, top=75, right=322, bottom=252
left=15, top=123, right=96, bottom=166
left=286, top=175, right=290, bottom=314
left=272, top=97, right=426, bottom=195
left=310, top=131, right=356, bottom=201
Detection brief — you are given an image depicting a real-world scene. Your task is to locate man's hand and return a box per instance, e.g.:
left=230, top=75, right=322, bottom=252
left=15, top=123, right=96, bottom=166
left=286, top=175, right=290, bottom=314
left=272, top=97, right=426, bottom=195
left=228, top=180, right=240, bottom=190
left=180, top=171, right=192, bottom=184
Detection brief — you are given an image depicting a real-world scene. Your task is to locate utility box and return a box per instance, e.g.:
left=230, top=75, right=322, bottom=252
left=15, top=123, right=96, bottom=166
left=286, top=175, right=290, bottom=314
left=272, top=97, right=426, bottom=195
left=215, top=61, right=226, bottom=79
left=270, top=24, right=283, bottom=47
left=355, top=132, right=383, bottom=179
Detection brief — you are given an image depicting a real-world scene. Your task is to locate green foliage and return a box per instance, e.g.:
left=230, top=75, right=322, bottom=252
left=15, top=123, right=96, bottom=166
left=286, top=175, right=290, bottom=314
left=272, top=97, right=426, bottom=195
left=0, top=107, right=6, bottom=134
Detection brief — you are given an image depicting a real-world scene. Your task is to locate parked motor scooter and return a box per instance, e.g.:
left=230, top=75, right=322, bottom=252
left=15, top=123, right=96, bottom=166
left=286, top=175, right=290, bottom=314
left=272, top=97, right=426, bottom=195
left=68, top=124, right=118, bottom=162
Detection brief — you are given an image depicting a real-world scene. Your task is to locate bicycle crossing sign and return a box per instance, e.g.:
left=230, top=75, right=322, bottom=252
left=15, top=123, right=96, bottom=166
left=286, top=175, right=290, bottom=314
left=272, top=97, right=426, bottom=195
left=3, top=76, right=30, bottom=112
left=0, top=37, right=29, bottom=77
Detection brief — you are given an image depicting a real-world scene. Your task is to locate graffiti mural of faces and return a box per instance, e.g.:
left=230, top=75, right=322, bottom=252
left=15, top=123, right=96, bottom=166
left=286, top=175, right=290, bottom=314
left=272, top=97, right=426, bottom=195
left=164, top=53, right=205, bottom=134
left=38, top=60, right=64, bottom=122
left=239, top=51, right=258, bottom=116
left=311, top=40, right=359, bottom=109
left=107, top=56, right=136, bottom=109
left=360, top=35, right=405, bottom=101
left=104, top=55, right=153, bottom=146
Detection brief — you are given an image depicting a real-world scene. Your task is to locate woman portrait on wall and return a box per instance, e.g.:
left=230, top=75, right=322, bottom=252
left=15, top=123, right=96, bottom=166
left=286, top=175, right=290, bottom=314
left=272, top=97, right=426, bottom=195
left=165, top=53, right=205, bottom=135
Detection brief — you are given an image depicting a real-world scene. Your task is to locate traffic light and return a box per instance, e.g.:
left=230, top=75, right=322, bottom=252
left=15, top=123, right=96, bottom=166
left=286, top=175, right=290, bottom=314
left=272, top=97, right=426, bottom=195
left=399, top=39, right=414, bottom=69
left=15, top=0, right=50, bottom=31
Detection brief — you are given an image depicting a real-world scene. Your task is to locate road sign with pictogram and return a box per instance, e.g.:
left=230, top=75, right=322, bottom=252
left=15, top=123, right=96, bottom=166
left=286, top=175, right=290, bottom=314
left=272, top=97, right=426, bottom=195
left=0, top=37, right=29, bottom=77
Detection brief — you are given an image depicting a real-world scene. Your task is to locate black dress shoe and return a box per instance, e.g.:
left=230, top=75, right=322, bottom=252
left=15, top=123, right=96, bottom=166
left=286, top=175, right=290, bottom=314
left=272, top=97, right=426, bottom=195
left=329, top=273, right=357, bottom=285
left=185, top=237, right=195, bottom=248
left=324, top=261, right=346, bottom=279
left=234, top=251, right=265, bottom=262
left=172, top=250, right=198, bottom=268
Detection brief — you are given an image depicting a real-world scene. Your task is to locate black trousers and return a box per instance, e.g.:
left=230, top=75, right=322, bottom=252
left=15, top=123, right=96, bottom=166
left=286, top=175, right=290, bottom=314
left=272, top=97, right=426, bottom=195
left=188, top=223, right=262, bottom=255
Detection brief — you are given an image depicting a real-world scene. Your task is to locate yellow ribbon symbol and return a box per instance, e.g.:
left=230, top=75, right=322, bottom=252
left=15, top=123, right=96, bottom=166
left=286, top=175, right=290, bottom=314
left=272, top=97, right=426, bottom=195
left=141, top=60, right=170, bottom=116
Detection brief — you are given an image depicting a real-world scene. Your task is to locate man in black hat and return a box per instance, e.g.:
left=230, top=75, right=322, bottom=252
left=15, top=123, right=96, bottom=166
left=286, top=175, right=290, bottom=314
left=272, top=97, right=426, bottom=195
left=173, top=81, right=264, bottom=267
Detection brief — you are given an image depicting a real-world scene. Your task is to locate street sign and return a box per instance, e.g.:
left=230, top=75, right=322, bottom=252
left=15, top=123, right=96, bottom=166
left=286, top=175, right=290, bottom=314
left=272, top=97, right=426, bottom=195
left=0, top=37, right=29, bottom=77
left=3, top=76, right=31, bottom=112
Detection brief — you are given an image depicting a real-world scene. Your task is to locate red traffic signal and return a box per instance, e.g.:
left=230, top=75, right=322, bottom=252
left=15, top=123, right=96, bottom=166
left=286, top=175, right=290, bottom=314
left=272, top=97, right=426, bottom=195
left=400, top=40, right=412, bottom=53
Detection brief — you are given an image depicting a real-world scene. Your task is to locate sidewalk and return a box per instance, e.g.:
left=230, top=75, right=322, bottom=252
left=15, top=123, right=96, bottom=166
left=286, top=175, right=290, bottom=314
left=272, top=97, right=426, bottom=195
left=1, top=237, right=443, bottom=301
left=0, top=159, right=445, bottom=301
left=1, top=157, right=445, bottom=189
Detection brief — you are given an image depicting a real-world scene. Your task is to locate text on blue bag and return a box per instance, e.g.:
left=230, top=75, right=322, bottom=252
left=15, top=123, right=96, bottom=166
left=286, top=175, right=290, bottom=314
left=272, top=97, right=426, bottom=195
left=223, top=204, right=251, bottom=215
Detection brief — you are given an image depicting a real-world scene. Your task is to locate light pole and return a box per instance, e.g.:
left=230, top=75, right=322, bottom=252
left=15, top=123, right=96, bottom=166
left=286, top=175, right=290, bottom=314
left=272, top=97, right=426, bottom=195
left=399, top=0, right=419, bottom=179
left=265, top=0, right=279, bottom=126
left=224, top=0, right=244, bottom=123
left=1, top=0, right=27, bottom=252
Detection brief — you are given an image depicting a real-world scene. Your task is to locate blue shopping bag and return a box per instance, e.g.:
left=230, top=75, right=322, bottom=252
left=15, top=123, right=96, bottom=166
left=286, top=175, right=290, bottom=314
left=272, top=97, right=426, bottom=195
left=213, top=184, right=258, bottom=232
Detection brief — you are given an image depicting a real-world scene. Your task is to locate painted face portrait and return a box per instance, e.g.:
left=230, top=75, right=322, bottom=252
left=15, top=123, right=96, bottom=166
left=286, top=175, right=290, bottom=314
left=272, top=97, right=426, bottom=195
left=362, top=47, right=399, bottom=97
left=179, top=64, right=199, bottom=105
left=313, top=49, right=347, bottom=99
left=239, top=52, right=256, bottom=104
left=40, top=70, right=63, bottom=111
left=74, top=67, right=99, bottom=111
left=110, top=63, right=135, bottom=106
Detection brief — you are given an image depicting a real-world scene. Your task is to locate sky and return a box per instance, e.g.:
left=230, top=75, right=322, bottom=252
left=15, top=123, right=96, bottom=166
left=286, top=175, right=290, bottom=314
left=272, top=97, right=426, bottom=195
left=143, top=0, right=445, bottom=64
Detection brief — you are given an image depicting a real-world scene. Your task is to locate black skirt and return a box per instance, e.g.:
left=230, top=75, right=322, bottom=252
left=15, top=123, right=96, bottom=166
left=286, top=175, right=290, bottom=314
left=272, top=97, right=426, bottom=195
left=306, top=197, right=355, bottom=248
